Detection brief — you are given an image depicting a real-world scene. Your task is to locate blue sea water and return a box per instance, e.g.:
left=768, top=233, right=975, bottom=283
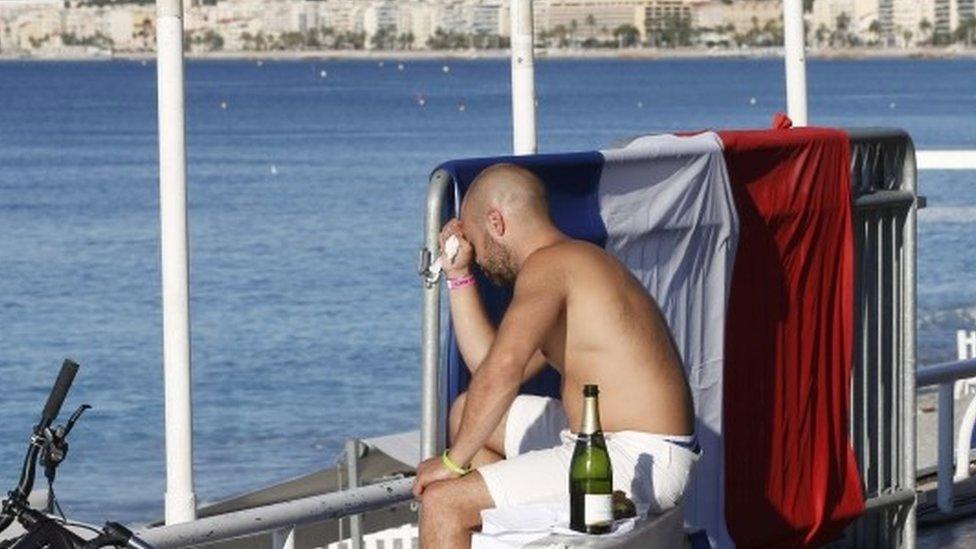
left=0, top=58, right=974, bottom=524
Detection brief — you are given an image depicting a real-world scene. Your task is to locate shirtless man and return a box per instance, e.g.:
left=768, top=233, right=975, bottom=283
left=412, top=163, right=698, bottom=548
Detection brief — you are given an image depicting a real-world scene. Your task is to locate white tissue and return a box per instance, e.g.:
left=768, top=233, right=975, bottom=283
left=430, top=235, right=461, bottom=278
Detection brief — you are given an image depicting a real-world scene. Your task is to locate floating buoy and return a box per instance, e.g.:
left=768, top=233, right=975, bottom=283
left=443, top=65, right=450, bottom=73
left=397, top=63, right=404, bottom=71
left=378, top=61, right=384, bottom=67
left=220, top=100, right=228, bottom=110
left=270, top=164, right=278, bottom=175
left=889, top=101, right=897, bottom=109
left=418, top=98, right=426, bottom=106
left=256, top=60, right=264, bottom=67
left=749, top=97, right=757, bottom=105
left=320, top=69, right=327, bottom=78
left=140, top=60, right=147, bottom=66
left=637, top=101, right=644, bottom=108
left=458, top=101, right=466, bottom=112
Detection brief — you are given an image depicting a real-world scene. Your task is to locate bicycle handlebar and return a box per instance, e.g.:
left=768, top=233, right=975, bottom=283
left=38, top=359, right=80, bottom=434
left=1, top=360, right=82, bottom=538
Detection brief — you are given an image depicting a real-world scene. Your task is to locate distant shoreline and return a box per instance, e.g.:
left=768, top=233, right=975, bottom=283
left=3, top=46, right=975, bottom=62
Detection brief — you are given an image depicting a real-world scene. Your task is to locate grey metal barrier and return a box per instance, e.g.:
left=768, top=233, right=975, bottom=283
left=137, top=478, right=414, bottom=548
left=846, top=128, right=919, bottom=549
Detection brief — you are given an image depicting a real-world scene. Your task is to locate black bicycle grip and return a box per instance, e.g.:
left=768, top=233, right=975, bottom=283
left=38, top=359, right=79, bottom=431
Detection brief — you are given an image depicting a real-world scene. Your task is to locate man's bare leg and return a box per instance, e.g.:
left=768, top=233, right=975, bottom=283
left=449, top=392, right=507, bottom=468
left=419, top=472, right=494, bottom=548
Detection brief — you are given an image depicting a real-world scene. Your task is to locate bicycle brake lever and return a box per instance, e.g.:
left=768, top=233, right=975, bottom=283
left=62, top=404, right=91, bottom=438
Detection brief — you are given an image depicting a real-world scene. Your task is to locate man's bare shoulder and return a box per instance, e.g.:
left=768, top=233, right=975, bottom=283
left=519, top=240, right=607, bottom=284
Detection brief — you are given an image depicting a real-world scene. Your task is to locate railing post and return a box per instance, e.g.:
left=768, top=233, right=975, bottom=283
left=955, top=330, right=976, bottom=482
left=420, top=171, right=451, bottom=460
left=346, top=439, right=363, bottom=549
left=271, top=527, right=295, bottom=549
left=955, top=398, right=976, bottom=481
left=938, top=383, right=955, bottom=513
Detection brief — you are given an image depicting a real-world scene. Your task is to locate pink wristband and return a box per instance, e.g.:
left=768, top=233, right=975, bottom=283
left=447, top=274, right=476, bottom=290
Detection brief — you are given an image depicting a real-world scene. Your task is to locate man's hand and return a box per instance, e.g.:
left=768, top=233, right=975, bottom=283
left=439, top=218, right=474, bottom=279
left=412, top=455, right=461, bottom=500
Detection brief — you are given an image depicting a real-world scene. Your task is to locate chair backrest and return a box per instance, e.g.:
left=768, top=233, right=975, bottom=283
left=435, top=151, right=608, bottom=405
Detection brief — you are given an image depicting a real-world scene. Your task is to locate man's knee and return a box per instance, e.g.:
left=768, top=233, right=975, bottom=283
left=421, top=475, right=490, bottom=530
left=422, top=480, right=471, bottom=527
left=449, top=392, right=467, bottom=442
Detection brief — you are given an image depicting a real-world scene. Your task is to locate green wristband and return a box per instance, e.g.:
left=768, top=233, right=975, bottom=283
left=442, top=450, right=470, bottom=476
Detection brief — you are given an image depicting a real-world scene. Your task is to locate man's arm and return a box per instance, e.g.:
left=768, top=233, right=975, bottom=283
left=447, top=257, right=564, bottom=467
left=441, top=220, right=548, bottom=382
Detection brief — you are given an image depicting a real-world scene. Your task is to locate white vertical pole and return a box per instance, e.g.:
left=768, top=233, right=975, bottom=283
left=271, top=527, right=296, bottom=549
left=938, top=383, right=955, bottom=513
left=782, top=0, right=808, bottom=126
left=346, top=440, right=363, bottom=549
left=510, top=0, right=537, bottom=154
left=156, top=0, right=197, bottom=525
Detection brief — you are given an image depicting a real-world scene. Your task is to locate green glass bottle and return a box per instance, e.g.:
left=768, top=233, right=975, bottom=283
left=569, top=384, right=613, bottom=534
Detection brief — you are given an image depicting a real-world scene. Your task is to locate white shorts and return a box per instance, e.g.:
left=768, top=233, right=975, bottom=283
left=477, top=395, right=699, bottom=514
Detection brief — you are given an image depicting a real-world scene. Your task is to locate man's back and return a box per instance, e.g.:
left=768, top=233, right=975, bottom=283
left=525, top=240, right=694, bottom=436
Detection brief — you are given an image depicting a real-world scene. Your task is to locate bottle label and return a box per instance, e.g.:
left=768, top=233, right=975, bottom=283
left=584, top=494, right=613, bottom=526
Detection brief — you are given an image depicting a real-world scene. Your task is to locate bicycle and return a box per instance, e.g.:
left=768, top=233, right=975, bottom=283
left=0, top=359, right=153, bottom=549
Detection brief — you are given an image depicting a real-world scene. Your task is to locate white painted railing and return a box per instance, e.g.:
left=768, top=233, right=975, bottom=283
left=328, top=525, right=418, bottom=549
left=917, top=151, right=976, bottom=170
left=913, top=157, right=976, bottom=517
left=917, top=358, right=976, bottom=513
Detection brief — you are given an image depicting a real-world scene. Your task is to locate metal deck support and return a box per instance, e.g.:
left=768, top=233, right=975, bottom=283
left=156, top=0, right=196, bottom=525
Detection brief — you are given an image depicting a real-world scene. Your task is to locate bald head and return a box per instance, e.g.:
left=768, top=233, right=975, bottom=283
left=460, top=163, right=550, bottom=226
left=457, top=163, right=561, bottom=286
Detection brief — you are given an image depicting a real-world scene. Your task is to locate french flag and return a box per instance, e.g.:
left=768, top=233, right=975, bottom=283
left=436, top=127, right=863, bottom=548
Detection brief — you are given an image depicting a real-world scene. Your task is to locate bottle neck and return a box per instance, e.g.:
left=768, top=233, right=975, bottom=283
left=580, top=395, right=602, bottom=435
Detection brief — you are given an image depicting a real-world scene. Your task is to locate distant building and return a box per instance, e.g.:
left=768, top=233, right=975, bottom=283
left=430, top=0, right=505, bottom=37
left=469, top=2, right=504, bottom=35
left=8, top=3, right=61, bottom=51
left=811, top=0, right=878, bottom=43
left=534, top=0, right=649, bottom=42
left=644, top=0, right=693, bottom=44
left=403, top=2, right=438, bottom=46
left=112, top=5, right=155, bottom=50
left=363, top=0, right=398, bottom=45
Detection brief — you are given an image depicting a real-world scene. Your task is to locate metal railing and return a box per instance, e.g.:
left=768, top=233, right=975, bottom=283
left=137, top=478, right=414, bottom=548
left=911, top=149, right=976, bottom=519
left=917, top=358, right=976, bottom=514
left=845, top=129, right=918, bottom=548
